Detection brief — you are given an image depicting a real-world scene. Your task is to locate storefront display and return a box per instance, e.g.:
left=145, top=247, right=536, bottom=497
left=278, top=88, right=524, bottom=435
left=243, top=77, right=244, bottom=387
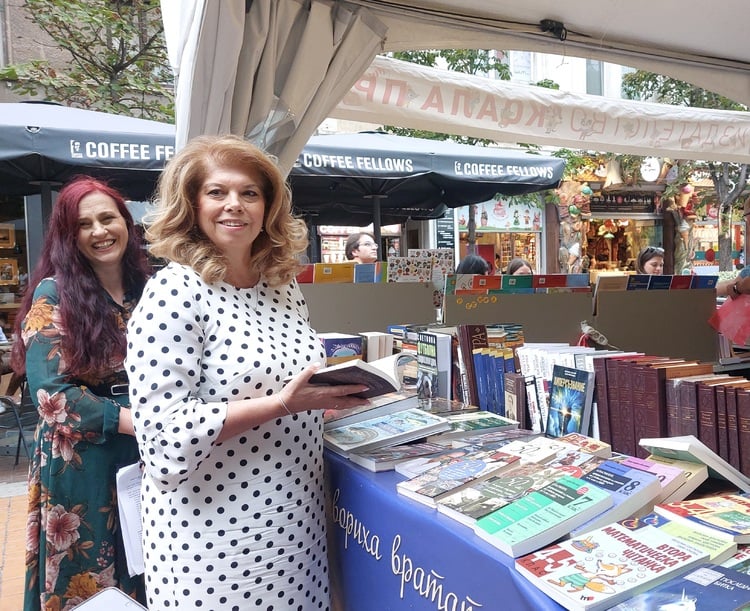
left=318, top=224, right=402, bottom=263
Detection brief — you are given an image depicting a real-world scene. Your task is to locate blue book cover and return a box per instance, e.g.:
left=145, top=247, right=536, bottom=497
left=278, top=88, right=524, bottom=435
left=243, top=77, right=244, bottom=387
left=545, top=365, right=595, bottom=438
left=608, top=563, right=750, bottom=610
left=691, top=274, right=719, bottom=289
left=565, top=273, right=591, bottom=288
left=353, top=262, right=377, bottom=283
left=626, top=274, right=650, bottom=290
left=490, top=349, right=506, bottom=416
left=472, top=347, right=490, bottom=411
left=647, top=274, right=673, bottom=290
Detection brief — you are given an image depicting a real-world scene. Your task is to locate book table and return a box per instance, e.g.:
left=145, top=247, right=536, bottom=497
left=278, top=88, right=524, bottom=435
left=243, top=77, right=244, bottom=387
left=324, top=450, right=564, bottom=611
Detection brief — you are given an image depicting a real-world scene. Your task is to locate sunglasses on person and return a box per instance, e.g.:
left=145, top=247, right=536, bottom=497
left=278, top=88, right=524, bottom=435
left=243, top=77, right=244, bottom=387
left=643, top=247, right=664, bottom=255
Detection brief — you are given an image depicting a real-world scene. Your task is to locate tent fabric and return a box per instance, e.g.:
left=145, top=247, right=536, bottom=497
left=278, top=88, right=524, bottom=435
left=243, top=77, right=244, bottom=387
left=288, top=131, right=565, bottom=225
left=161, top=0, right=387, bottom=173
left=349, top=0, right=750, bottom=108
left=331, top=56, right=750, bottom=164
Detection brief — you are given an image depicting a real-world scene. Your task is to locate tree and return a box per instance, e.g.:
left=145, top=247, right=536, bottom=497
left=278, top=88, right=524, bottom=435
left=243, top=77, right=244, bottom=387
left=622, top=71, right=749, bottom=270
left=0, top=0, right=173, bottom=122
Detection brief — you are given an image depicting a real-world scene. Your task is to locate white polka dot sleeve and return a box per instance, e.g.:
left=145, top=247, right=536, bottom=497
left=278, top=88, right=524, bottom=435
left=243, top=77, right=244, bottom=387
left=126, top=263, right=228, bottom=492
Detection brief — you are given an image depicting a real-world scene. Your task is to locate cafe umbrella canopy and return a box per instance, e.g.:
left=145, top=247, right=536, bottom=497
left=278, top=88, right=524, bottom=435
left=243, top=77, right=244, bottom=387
left=288, top=131, right=566, bottom=230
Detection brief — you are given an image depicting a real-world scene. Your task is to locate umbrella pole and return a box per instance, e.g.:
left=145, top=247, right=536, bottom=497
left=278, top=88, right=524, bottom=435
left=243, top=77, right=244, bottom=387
left=25, top=183, right=55, bottom=272
left=369, top=195, right=383, bottom=261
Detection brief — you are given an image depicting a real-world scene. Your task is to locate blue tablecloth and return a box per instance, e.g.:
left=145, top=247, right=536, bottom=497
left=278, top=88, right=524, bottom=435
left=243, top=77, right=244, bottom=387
left=325, top=450, right=565, bottom=611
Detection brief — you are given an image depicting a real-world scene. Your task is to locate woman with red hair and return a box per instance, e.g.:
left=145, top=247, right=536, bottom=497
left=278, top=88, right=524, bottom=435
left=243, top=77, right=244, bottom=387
left=11, top=176, right=150, bottom=610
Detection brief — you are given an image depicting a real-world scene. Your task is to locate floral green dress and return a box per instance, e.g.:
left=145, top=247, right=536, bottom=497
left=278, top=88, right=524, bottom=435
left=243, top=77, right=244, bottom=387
left=22, top=278, right=146, bottom=611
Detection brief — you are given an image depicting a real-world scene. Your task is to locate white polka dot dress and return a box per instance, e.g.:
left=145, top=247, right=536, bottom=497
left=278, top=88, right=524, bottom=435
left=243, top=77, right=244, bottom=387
left=125, top=262, right=330, bottom=610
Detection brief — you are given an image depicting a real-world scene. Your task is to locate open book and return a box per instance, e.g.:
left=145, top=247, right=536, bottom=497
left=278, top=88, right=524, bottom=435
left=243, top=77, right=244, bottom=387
left=308, top=353, right=414, bottom=399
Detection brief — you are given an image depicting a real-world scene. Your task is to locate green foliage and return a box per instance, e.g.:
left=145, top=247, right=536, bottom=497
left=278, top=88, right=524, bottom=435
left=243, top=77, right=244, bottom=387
left=534, top=79, right=560, bottom=90
left=622, top=71, right=747, bottom=111
left=0, top=0, right=173, bottom=121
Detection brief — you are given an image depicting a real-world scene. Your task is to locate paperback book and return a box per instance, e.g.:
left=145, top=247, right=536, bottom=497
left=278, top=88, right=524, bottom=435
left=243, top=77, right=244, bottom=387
left=608, top=563, right=750, bottom=611
left=323, top=389, right=419, bottom=431
left=643, top=452, right=709, bottom=503
left=308, top=353, right=408, bottom=399
left=323, top=407, right=450, bottom=457
left=426, top=410, right=519, bottom=442
left=653, top=493, right=750, bottom=544
left=473, top=474, right=614, bottom=557
left=395, top=447, right=521, bottom=508
left=515, top=517, right=711, bottom=611
left=347, top=441, right=450, bottom=472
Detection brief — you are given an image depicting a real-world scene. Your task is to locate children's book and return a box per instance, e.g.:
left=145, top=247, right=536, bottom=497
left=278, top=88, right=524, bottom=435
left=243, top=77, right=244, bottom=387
left=515, top=517, right=711, bottom=611
left=643, top=452, right=709, bottom=503
left=395, top=447, right=521, bottom=508
left=545, top=365, right=595, bottom=437
left=558, top=433, right=612, bottom=458
left=639, top=434, right=750, bottom=493
left=615, top=454, right=688, bottom=505
left=323, top=407, right=450, bottom=457
left=654, top=493, right=750, bottom=544
left=607, top=564, right=750, bottom=611
left=473, top=473, right=614, bottom=557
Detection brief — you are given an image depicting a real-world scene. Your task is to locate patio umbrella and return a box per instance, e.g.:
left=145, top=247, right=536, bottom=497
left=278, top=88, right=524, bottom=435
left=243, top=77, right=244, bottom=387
left=0, top=101, right=175, bottom=200
left=289, top=131, right=566, bottom=231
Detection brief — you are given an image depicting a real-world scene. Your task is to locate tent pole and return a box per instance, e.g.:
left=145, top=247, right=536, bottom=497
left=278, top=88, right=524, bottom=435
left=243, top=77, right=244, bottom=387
left=371, top=195, right=383, bottom=261
left=24, top=183, right=55, bottom=273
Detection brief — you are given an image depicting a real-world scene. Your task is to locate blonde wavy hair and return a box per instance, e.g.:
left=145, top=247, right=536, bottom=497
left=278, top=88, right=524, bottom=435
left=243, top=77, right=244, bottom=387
left=146, top=134, right=308, bottom=286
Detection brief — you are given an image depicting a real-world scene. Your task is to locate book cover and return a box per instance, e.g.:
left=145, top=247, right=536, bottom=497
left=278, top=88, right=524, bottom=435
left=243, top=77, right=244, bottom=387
left=639, top=434, right=750, bottom=493
left=473, top=474, right=614, bottom=557
left=568, top=460, right=662, bottom=536
left=608, top=563, right=750, bottom=611
left=626, top=274, right=650, bottom=290
left=532, top=274, right=568, bottom=289
left=323, top=407, right=451, bottom=456
left=545, top=365, right=595, bottom=438
left=738, top=389, right=750, bottom=476
left=394, top=444, right=487, bottom=479
left=323, top=389, right=419, bottom=431
left=426, top=410, right=519, bottom=442
left=317, top=332, right=363, bottom=365
left=416, top=330, right=452, bottom=404
left=654, top=494, right=750, bottom=543
left=501, top=274, right=534, bottom=292
left=643, top=453, right=708, bottom=503
left=515, top=518, right=710, bottom=611
left=312, top=261, right=356, bottom=283
left=558, top=433, right=612, bottom=458
left=669, top=274, right=693, bottom=289
left=498, top=435, right=581, bottom=465
left=396, top=447, right=521, bottom=508
left=295, top=263, right=314, bottom=283
left=691, top=274, right=719, bottom=289
left=347, top=441, right=449, bottom=472
left=646, top=274, right=672, bottom=290
left=353, top=262, right=377, bottom=283
left=616, top=455, right=688, bottom=505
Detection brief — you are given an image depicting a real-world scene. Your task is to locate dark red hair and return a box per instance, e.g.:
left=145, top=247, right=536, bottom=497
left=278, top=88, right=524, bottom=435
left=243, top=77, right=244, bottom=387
left=11, top=175, right=151, bottom=377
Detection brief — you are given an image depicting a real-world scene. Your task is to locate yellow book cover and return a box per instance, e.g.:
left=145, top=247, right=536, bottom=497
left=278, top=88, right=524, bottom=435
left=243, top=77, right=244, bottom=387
left=313, top=262, right=356, bottom=283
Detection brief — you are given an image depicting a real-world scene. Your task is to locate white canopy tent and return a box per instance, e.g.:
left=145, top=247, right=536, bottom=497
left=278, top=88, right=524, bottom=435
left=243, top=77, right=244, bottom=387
left=332, top=56, right=750, bottom=164
left=162, top=0, right=750, bottom=170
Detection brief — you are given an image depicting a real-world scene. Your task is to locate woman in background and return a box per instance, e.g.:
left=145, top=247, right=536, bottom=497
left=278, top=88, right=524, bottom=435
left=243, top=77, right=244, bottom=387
left=636, top=246, right=665, bottom=275
left=456, top=253, right=490, bottom=274
left=506, top=257, right=533, bottom=275
left=12, top=176, right=150, bottom=610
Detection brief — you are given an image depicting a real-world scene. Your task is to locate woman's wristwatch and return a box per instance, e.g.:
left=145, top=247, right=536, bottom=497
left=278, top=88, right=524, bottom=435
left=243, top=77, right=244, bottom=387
left=733, top=281, right=742, bottom=296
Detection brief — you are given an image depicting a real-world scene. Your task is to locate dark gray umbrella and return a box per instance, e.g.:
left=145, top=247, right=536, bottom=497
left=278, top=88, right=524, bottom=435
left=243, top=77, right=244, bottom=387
left=0, top=101, right=175, bottom=200
left=289, top=132, right=566, bottom=226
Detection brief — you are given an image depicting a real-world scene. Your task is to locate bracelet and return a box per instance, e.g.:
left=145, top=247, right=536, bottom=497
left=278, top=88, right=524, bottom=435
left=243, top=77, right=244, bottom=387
left=278, top=394, right=293, bottom=416
left=733, top=282, right=742, bottom=296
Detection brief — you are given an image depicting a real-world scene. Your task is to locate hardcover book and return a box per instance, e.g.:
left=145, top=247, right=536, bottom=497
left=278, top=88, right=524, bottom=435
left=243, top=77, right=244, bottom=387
left=395, top=447, right=521, bottom=508
left=514, top=517, right=710, bottom=611
left=323, top=407, right=450, bottom=457
left=654, top=493, right=750, bottom=544
left=456, top=323, right=489, bottom=408
left=545, top=365, right=595, bottom=438
left=473, top=474, right=614, bottom=557
left=608, top=563, right=750, bottom=611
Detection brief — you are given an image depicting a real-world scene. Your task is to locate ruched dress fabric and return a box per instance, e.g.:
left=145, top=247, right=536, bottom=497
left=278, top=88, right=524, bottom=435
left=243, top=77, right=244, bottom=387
left=125, top=262, right=330, bottom=610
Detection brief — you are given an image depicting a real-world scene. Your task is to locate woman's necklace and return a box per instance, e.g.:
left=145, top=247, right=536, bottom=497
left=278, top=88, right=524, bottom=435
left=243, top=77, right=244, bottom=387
left=237, top=282, right=261, bottom=314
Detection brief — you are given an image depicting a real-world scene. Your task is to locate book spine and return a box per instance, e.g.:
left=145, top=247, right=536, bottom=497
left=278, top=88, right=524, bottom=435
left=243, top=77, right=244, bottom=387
left=606, top=359, right=625, bottom=452
left=472, top=348, right=490, bottom=412
left=458, top=324, right=489, bottom=408
left=665, top=379, right=681, bottom=437
left=679, top=380, right=700, bottom=437
left=696, top=383, right=719, bottom=455
left=716, top=385, right=730, bottom=463
left=737, top=389, right=750, bottom=476
left=504, top=372, right=527, bottom=429
left=631, top=366, right=666, bottom=459
left=592, top=358, right=611, bottom=444
left=727, top=386, right=741, bottom=471
left=524, top=375, right=542, bottom=434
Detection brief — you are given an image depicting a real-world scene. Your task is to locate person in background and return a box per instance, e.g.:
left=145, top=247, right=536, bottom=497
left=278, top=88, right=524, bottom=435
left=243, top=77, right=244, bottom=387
left=636, top=246, right=665, bottom=275
left=344, top=231, right=378, bottom=263
left=506, top=257, right=533, bottom=275
left=125, top=134, right=369, bottom=609
left=455, top=253, right=491, bottom=274
left=11, top=176, right=150, bottom=610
